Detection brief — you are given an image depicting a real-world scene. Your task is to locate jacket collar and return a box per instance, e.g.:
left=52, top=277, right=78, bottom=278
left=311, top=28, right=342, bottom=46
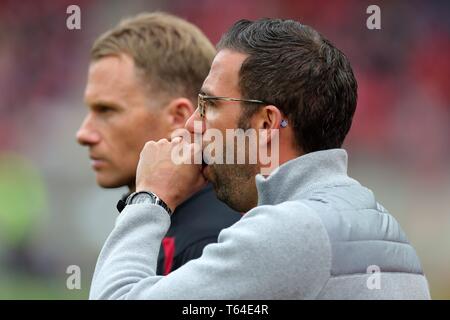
left=255, top=149, right=354, bottom=206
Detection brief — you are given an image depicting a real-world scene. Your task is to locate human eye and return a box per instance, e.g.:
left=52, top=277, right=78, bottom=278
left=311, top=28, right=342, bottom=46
left=205, top=99, right=217, bottom=108
left=94, top=104, right=115, bottom=114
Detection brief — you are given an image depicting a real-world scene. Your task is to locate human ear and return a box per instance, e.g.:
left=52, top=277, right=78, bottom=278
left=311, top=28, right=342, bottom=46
left=165, top=98, right=195, bottom=131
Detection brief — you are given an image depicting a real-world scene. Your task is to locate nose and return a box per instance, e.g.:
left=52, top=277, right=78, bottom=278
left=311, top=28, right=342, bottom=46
left=76, top=115, right=101, bottom=146
left=185, top=108, right=205, bottom=134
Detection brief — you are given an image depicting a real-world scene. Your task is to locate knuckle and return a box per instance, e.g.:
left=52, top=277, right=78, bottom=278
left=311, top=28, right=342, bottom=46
left=157, top=138, right=168, bottom=145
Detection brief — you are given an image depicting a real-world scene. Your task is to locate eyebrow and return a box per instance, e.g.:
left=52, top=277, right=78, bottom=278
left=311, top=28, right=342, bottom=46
left=86, top=99, right=122, bottom=110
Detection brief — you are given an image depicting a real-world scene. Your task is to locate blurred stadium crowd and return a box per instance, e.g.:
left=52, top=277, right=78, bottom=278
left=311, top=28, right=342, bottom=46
left=0, top=0, right=449, bottom=299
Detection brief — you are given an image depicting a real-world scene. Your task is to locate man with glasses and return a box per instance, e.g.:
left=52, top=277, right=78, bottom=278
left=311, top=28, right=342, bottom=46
left=90, top=18, right=430, bottom=299
left=77, top=12, right=240, bottom=277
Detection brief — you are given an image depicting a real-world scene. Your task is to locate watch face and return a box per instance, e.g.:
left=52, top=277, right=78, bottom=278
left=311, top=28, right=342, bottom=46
left=126, top=191, right=171, bottom=215
left=130, top=192, right=155, bottom=205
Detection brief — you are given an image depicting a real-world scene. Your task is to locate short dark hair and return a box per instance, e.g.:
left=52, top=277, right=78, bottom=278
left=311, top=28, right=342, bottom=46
left=217, top=18, right=358, bottom=153
left=91, top=12, right=216, bottom=102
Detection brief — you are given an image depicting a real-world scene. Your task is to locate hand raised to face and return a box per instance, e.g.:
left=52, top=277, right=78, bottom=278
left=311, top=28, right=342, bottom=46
left=135, top=137, right=207, bottom=212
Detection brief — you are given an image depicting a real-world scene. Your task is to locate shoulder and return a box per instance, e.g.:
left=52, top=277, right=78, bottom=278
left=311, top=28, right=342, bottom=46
left=171, top=185, right=241, bottom=233
left=204, top=201, right=332, bottom=298
left=215, top=201, right=333, bottom=271
left=164, top=185, right=241, bottom=254
left=234, top=201, right=331, bottom=249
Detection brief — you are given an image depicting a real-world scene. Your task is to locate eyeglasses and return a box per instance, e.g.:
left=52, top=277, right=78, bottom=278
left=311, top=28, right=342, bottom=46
left=197, top=93, right=267, bottom=118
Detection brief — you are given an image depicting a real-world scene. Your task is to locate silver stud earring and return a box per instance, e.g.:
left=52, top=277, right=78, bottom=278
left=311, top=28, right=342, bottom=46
left=280, top=119, right=288, bottom=128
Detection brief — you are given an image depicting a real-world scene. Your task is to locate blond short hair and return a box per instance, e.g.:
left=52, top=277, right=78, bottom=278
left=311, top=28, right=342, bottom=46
left=91, top=12, right=216, bottom=102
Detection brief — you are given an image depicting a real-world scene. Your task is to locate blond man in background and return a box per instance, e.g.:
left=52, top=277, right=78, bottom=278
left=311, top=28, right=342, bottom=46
left=77, top=12, right=240, bottom=275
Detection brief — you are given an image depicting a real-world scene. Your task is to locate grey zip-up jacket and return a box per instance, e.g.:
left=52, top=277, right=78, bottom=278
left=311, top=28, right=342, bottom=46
left=90, top=149, right=430, bottom=299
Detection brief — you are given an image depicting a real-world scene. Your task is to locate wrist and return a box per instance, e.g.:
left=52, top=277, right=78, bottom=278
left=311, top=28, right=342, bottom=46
left=135, top=185, right=177, bottom=213
left=128, top=189, right=174, bottom=215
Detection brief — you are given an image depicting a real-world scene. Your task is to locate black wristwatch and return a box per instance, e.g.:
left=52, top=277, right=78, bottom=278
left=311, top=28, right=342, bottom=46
left=125, top=191, right=172, bottom=216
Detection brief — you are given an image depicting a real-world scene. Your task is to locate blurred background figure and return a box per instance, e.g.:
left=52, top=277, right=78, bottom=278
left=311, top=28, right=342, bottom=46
left=76, top=11, right=240, bottom=276
left=0, top=0, right=449, bottom=299
left=0, top=153, right=48, bottom=274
